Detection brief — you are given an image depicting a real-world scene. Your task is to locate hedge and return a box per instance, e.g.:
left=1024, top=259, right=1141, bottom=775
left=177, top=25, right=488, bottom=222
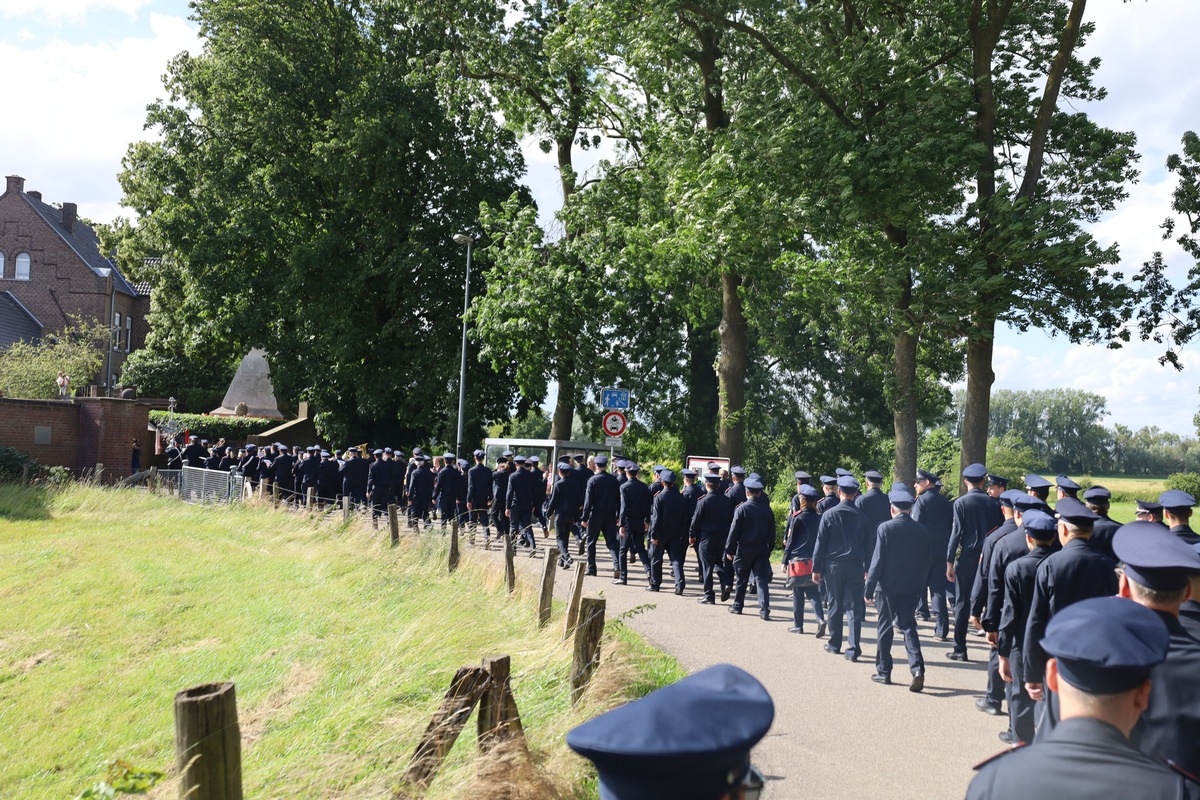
left=1166, top=473, right=1200, bottom=501
left=0, top=446, right=39, bottom=483
left=148, top=411, right=277, bottom=443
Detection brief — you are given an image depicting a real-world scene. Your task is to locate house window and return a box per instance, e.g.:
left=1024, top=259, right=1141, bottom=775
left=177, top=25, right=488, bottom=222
left=125, top=316, right=132, bottom=353
left=14, top=252, right=30, bottom=280
left=113, top=311, right=122, bottom=351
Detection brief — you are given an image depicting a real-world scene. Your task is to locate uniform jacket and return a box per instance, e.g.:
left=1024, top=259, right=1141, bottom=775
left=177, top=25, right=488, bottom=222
left=724, top=495, right=775, bottom=558
left=782, top=507, right=820, bottom=565
left=505, top=467, right=536, bottom=512
left=947, top=488, right=1004, bottom=563
left=997, top=545, right=1054, bottom=658
left=912, top=488, right=953, bottom=567
left=582, top=471, right=621, bottom=521
left=812, top=499, right=872, bottom=574
left=649, top=486, right=689, bottom=542
left=491, top=467, right=511, bottom=511
left=619, top=478, right=652, bottom=531
left=408, top=463, right=434, bottom=504
left=368, top=459, right=391, bottom=496
left=547, top=476, right=581, bottom=522
left=340, top=456, right=369, bottom=492
left=865, top=513, right=932, bottom=599
left=1135, top=610, right=1200, bottom=778
left=972, top=519, right=1018, bottom=620
left=690, top=491, right=734, bottom=550
left=466, top=463, right=492, bottom=507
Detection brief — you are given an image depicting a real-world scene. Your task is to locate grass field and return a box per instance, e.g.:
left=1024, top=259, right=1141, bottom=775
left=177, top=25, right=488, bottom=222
left=0, top=485, right=683, bottom=798
left=1078, top=475, right=1169, bottom=523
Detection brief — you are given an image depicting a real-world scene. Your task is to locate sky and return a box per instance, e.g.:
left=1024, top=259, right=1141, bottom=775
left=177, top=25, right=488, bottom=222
left=3, top=0, right=1199, bottom=435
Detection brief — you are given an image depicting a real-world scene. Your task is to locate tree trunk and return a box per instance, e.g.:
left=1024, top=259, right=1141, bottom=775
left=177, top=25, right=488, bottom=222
left=892, top=327, right=918, bottom=485
left=550, top=352, right=575, bottom=439
left=683, top=318, right=720, bottom=456
left=961, top=317, right=996, bottom=471
left=718, top=271, right=747, bottom=464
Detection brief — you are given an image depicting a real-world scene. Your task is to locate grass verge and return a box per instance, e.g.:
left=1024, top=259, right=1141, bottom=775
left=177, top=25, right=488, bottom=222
left=0, top=484, right=683, bottom=798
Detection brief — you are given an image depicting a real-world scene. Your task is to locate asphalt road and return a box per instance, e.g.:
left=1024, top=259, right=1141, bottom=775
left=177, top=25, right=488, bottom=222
left=476, top=537, right=1006, bottom=800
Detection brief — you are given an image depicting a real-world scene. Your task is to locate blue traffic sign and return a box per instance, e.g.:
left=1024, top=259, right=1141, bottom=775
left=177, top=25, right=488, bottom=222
left=601, top=387, right=630, bottom=410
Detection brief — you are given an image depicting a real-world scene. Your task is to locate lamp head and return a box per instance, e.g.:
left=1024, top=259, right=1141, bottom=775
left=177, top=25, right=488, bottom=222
left=453, top=233, right=473, bottom=245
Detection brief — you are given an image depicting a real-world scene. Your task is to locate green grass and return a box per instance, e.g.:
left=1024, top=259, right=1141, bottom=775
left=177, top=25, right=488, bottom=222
left=0, top=485, right=682, bottom=798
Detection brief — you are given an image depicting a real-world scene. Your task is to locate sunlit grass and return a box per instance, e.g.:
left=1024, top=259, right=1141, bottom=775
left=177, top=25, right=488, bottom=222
left=0, top=485, right=682, bottom=798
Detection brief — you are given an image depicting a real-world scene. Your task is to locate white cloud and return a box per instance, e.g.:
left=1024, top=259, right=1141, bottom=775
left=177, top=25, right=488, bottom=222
left=0, top=0, right=151, bottom=23
left=0, top=11, right=199, bottom=223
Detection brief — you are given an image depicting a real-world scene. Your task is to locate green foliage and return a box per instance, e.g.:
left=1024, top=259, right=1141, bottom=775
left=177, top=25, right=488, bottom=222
left=74, top=761, right=164, bottom=799
left=148, top=411, right=274, bottom=442
left=0, top=318, right=108, bottom=399
left=918, top=428, right=960, bottom=485
left=0, top=446, right=39, bottom=483
left=1166, top=472, right=1200, bottom=501
left=955, top=389, right=1110, bottom=473
left=119, top=349, right=234, bottom=413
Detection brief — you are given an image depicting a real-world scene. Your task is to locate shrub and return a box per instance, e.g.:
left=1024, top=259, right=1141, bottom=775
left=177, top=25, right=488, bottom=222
left=0, top=446, right=39, bottom=483
left=1166, top=472, right=1200, bottom=500
left=148, top=411, right=276, bottom=442
left=0, top=317, right=108, bottom=399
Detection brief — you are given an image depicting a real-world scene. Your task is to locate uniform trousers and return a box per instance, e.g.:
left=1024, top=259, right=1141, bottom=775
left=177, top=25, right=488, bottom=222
left=586, top=515, right=619, bottom=574
left=510, top=508, right=535, bottom=547
left=466, top=509, right=490, bottom=536
left=619, top=523, right=650, bottom=580
left=1007, top=646, right=1036, bottom=744
left=951, top=549, right=981, bottom=653
left=371, top=489, right=391, bottom=518
left=791, top=583, right=825, bottom=630
left=875, top=590, right=923, bottom=677
left=923, top=560, right=953, bottom=637
left=648, top=537, right=687, bottom=590
left=554, top=512, right=575, bottom=561
left=490, top=505, right=509, bottom=541
left=732, top=553, right=771, bottom=615
left=825, top=561, right=865, bottom=655
left=699, top=544, right=730, bottom=600
left=408, top=500, right=430, bottom=525
left=985, top=647, right=1005, bottom=709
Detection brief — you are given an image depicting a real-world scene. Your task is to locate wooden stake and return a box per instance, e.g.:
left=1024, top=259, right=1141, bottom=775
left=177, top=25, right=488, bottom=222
left=403, top=667, right=489, bottom=788
left=570, top=598, right=606, bottom=705
left=563, top=562, right=586, bottom=640
left=388, top=504, right=399, bottom=546
left=504, top=535, right=516, bottom=594
left=537, top=547, right=557, bottom=627
left=149, top=466, right=158, bottom=493
left=174, top=682, right=243, bottom=800
left=306, top=487, right=316, bottom=510
left=477, top=655, right=520, bottom=753
left=342, top=495, right=351, bottom=523
left=94, top=463, right=104, bottom=484
left=272, top=481, right=279, bottom=508
left=449, top=519, right=460, bottom=573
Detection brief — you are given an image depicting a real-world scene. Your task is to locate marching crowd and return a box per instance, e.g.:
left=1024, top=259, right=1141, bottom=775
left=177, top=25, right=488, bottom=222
left=167, top=436, right=1200, bottom=797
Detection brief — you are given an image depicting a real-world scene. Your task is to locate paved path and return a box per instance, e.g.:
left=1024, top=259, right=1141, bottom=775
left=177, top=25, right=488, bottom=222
left=472, top=537, right=1005, bottom=800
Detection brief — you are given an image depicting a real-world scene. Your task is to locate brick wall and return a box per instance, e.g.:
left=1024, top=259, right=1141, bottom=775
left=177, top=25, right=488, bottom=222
left=0, top=397, right=151, bottom=481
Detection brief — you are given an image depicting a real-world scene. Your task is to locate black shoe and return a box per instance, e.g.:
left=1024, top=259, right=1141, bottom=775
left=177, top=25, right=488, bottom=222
left=720, top=586, right=731, bottom=602
left=612, top=578, right=627, bottom=585
left=577, top=541, right=585, bottom=556
left=844, top=651, right=859, bottom=663
left=919, top=614, right=931, bottom=622
left=815, top=622, right=827, bottom=639
left=674, top=587, right=684, bottom=596
left=947, top=651, right=969, bottom=662
left=998, top=730, right=1017, bottom=745
left=824, top=643, right=841, bottom=655
left=646, top=585, right=660, bottom=592
left=871, top=673, right=892, bottom=685
left=613, top=570, right=621, bottom=580
left=788, top=626, right=804, bottom=634
left=697, top=597, right=715, bottom=604
left=729, top=606, right=742, bottom=615
left=760, top=612, right=770, bottom=621
left=586, top=569, right=597, bottom=577
left=909, top=672, right=925, bottom=693
left=975, top=697, right=1003, bottom=716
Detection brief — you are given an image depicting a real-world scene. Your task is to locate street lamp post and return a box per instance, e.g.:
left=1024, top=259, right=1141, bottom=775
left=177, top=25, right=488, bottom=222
left=452, top=233, right=474, bottom=460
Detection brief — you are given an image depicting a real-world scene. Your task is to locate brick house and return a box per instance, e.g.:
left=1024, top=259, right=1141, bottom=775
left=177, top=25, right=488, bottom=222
left=0, top=174, right=150, bottom=390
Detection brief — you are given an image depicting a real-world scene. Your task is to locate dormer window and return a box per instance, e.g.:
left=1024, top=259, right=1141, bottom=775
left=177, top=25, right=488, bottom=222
left=14, top=252, right=30, bottom=280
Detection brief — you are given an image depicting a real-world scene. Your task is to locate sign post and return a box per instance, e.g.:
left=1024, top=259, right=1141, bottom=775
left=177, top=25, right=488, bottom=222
left=600, top=389, right=630, bottom=463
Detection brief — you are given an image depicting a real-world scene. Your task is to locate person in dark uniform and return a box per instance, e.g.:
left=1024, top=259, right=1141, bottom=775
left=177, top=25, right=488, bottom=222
left=340, top=447, right=370, bottom=509
left=614, top=459, right=628, bottom=487
left=946, top=463, right=1004, bottom=662
left=465, top=449, right=492, bottom=545
left=546, top=462, right=580, bottom=569
left=693, top=472, right=735, bottom=604
left=813, top=475, right=872, bottom=658
left=527, top=455, right=548, bottom=538
left=1024, top=473, right=1052, bottom=503
left=783, top=484, right=825, bottom=635
left=1185, top=543, right=1200, bottom=642
left=865, top=487, right=930, bottom=692
left=367, top=449, right=391, bottom=517
left=407, top=454, right=434, bottom=527
left=505, top=454, right=537, bottom=550
left=1137, top=499, right=1167, bottom=526
left=972, top=489, right=1022, bottom=717
left=182, top=435, right=207, bottom=468
left=913, top=468, right=954, bottom=633
left=725, top=475, right=775, bottom=619
left=1023, top=497, right=1119, bottom=719
left=681, top=468, right=706, bottom=581
left=649, top=465, right=665, bottom=498
left=816, top=474, right=840, bottom=514
left=968, top=596, right=1197, bottom=800
left=726, top=466, right=748, bottom=508
left=567, top=664, right=774, bottom=800
left=433, top=452, right=462, bottom=530
left=617, top=463, right=652, bottom=586
left=1055, top=474, right=1082, bottom=500
left=165, top=444, right=182, bottom=471
left=317, top=449, right=341, bottom=508
left=647, top=470, right=690, bottom=594
left=300, top=446, right=320, bottom=502
left=581, top=454, right=621, bottom=577
left=855, top=469, right=891, bottom=564
left=987, top=473, right=1009, bottom=501
left=489, top=455, right=512, bottom=549
left=387, top=448, right=407, bottom=511
left=1160, top=489, right=1200, bottom=545
left=997, top=509, right=1059, bottom=745
left=1114, top=522, right=1200, bottom=778
left=570, top=454, right=590, bottom=553
left=273, top=445, right=296, bottom=503
left=1083, top=485, right=1121, bottom=559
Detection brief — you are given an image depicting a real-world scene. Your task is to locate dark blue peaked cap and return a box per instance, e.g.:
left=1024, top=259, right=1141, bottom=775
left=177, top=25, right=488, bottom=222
left=962, top=463, right=988, bottom=481
left=1041, top=597, right=1169, bottom=694
left=567, top=664, right=774, bottom=800
left=1158, top=489, right=1196, bottom=509
left=1056, top=474, right=1081, bottom=491
left=1113, top=521, right=1200, bottom=591
left=1024, top=473, right=1052, bottom=490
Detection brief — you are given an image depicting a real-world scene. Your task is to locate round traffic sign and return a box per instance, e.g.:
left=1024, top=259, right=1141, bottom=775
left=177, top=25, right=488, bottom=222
left=602, top=410, right=627, bottom=437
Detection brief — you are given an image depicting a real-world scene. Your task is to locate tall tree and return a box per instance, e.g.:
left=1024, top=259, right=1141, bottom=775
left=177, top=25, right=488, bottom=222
left=118, top=0, right=527, bottom=443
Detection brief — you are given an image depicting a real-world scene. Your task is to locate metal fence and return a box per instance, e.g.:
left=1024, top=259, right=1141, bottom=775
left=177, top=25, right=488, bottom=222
left=179, top=466, right=245, bottom=505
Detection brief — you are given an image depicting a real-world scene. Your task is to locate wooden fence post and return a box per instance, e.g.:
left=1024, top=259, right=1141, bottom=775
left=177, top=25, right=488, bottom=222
left=149, top=466, right=158, bottom=494
left=537, top=547, right=557, bottom=627
left=94, top=463, right=104, bottom=485
left=403, top=666, right=490, bottom=789
left=504, top=536, right=516, bottom=594
left=477, top=655, right=524, bottom=754
left=272, top=481, right=279, bottom=508
left=306, top=487, right=316, bottom=510
left=449, top=519, right=460, bottom=573
left=174, top=682, right=243, bottom=800
left=388, top=504, right=399, bottom=546
left=570, top=598, right=606, bottom=705
left=342, top=496, right=351, bottom=523
left=563, top=562, right=587, bottom=640
left=21, top=464, right=30, bottom=485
